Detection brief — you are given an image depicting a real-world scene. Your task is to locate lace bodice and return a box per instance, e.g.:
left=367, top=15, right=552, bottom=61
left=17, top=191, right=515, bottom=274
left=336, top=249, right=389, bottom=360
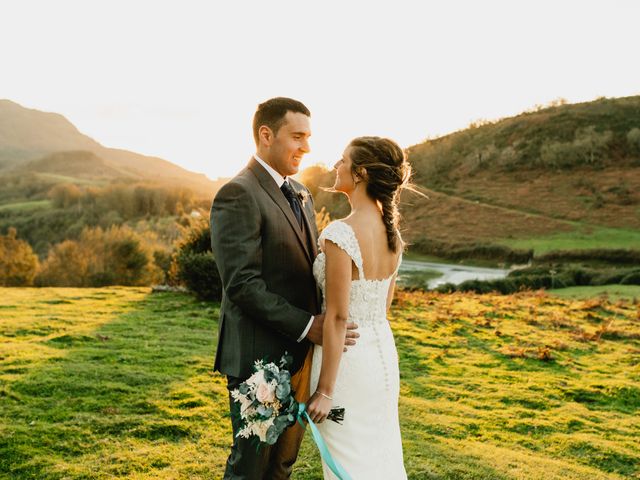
left=312, top=221, right=401, bottom=326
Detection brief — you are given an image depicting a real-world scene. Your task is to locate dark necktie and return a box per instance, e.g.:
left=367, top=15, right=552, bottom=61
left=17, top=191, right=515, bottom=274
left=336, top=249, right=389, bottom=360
left=280, top=181, right=303, bottom=229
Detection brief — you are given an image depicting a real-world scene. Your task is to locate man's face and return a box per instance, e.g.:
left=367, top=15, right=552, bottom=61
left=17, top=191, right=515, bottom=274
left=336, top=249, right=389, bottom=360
left=264, top=111, right=311, bottom=177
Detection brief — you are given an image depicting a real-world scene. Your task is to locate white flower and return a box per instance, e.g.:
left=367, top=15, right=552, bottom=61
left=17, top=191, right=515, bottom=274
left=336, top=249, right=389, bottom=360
left=297, top=190, right=309, bottom=206
left=252, top=417, right=275, bottom=442
left=256, top=381, right=276, bottom=403
left=246, top=370, right=266, bottom=388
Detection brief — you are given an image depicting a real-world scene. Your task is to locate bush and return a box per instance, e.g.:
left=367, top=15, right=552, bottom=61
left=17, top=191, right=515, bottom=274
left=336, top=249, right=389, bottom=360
left=411, top=237, right=533, bottom=265
left=36, top=226, right=161, bottom=287
left=175, top=251, right=222, bottom=301
left=536, top=249, right=640, bottom=266
left=621, top=271, right=640, bottom=285
left=172, top=219, right=222, bottom=301
left=0, top=228, right=39, bottom=286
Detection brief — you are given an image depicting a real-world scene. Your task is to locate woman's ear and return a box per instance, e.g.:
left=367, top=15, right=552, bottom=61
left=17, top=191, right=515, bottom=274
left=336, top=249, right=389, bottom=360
left=354, top=167, right=368, bottom=182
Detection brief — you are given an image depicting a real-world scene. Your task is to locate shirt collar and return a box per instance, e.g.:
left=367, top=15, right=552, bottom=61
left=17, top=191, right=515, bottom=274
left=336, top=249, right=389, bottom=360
left=254, top=154, right=287, bottom=188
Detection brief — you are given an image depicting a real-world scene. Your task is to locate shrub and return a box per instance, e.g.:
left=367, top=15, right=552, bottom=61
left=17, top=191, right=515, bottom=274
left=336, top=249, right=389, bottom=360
left=36, top=226, right=161, bottom=287
left=0, top=228, right=39, bottom=286
left=535, top=249, right=640, bottom=266
left=175, top=251, right=222, bottom=301
left=620, top=271, right=640, bottom=285
left=172, top=219, right=222, bottom=301
left=410, top=237, right=533, bottom=265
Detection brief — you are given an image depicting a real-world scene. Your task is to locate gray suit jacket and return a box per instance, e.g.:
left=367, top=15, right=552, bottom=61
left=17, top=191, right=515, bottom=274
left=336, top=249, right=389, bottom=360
left=210, top=158, right=321, bottom=379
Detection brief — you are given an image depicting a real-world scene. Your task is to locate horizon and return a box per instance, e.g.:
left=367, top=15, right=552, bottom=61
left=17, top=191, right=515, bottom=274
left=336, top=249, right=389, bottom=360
left=3, top=0, right=640, bottom=180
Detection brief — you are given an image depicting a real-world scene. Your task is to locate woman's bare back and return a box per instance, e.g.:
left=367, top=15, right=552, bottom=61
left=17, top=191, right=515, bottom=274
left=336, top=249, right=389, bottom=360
left=343, top=213, right=401, bottom=282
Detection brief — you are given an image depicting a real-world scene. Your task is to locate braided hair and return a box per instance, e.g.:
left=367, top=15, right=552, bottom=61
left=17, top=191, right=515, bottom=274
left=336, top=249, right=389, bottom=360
left=348, top=136, right=411, bottom=253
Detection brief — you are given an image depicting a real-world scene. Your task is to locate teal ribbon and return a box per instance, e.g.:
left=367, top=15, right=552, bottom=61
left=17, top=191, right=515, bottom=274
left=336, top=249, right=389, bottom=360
left=297, top=403, right=352, bottom=480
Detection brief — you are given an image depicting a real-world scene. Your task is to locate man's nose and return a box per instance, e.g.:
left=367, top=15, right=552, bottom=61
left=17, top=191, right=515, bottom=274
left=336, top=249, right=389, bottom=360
left=300, top=138, right=310, bottom=153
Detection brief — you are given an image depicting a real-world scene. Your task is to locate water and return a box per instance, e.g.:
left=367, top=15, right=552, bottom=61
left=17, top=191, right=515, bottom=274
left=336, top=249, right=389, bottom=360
left=399, top=259, right=512, bottom=289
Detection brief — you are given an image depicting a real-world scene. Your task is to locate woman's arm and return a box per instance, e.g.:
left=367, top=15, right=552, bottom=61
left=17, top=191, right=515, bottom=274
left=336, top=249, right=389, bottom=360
left=386, top=274, right=397, bottom=313
left=306, top=240, right=352, bottom=423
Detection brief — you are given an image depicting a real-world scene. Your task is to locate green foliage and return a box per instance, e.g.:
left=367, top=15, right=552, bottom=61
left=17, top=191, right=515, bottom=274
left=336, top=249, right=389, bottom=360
left=535, top=249, right=640, bottom=265
left=36, top=225, right=162, bottom=287
left=48, top=182, right=82, bottom=208
left=411, top=237, right=533, bottom=265
left=408, top=96, right=640, bottom=185
left=175, top=252, right=222, bottom=301
left=0, top=228, right=39, bottom=286
left=438, top=262, right=640, bottom=295
left=627, top=127, right=640, bottom=155
left=172, top=220, right=222, bottom=301
left=0, top=175, right=210, bottom=257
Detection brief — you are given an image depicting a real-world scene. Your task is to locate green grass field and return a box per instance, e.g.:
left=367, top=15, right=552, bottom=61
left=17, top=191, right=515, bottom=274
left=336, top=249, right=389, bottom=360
left=549, top=285, right=640, bottom=302
left=498, top=225, right=640, bottom=255
left=1, top=287, right=639, bottom=479
left=0, top=200, right=52, bottom=213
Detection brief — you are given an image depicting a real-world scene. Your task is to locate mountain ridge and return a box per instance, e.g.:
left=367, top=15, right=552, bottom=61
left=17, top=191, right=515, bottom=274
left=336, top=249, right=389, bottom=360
left=0, top=99, right=219, bottom=196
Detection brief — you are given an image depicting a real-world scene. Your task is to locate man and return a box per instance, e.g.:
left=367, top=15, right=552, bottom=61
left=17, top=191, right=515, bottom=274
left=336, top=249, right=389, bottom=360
left=210, top=97, right=358, bottom=479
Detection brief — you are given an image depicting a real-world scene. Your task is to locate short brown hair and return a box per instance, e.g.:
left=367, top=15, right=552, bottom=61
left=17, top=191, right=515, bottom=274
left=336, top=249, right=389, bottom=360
left=252, top=97, right=310, bottom=145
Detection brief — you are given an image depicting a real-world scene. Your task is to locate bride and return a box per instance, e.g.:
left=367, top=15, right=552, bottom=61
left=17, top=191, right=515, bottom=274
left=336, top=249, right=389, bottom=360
left=307, top=136, right=410, bottom=479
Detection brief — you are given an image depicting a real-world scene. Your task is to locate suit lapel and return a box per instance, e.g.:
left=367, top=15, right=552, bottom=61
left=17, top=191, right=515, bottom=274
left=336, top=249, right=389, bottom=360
left=295, top=186, right=319, bottom=259
left=248, top=158, right=313, bottom=264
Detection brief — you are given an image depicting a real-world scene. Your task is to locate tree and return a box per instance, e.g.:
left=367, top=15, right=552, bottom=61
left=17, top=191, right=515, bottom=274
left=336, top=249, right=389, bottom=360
left=49, top=183, right=82, bottom=208
left=36, top=240, right=94, bottom=286
left=0, top=228, right=39, bottom=286
left=37, top=225, right=162, bottom=287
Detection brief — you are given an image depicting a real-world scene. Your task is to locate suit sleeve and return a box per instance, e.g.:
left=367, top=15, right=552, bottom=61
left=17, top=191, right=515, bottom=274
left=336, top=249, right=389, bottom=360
left=210, top=181, right=311, bottom=341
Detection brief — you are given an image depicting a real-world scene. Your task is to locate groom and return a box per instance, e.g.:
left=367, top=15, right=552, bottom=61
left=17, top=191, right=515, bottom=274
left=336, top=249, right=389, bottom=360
left=210, top=97, right=357, bottom=479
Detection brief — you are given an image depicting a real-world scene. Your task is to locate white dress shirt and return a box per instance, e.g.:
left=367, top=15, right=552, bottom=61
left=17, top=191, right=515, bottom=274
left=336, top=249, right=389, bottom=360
left=254, top=154, right=315, bottom=342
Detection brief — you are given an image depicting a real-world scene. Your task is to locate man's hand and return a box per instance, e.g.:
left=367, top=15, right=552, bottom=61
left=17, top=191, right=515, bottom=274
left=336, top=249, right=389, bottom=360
left=306, top=314, right=359, bottom=350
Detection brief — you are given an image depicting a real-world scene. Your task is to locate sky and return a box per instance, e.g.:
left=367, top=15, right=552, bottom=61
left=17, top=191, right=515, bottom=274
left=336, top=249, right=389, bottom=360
left=2, top=0, right=639, bottom=180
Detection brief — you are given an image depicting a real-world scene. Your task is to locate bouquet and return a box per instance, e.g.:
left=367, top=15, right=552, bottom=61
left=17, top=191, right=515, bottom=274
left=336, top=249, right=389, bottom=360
left=231, top=355, right=352, bottom=479
left=231, top=354, right=345, bottom=445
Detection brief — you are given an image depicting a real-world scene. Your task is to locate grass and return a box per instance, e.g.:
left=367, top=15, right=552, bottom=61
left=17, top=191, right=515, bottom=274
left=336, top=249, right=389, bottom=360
left=1, top=287, right=639, bottom=479
left=498, top=226, right=640, bottom=254
left=0, top=200, right=52, bottom=213
left=548, top=285, right=640, bottom=302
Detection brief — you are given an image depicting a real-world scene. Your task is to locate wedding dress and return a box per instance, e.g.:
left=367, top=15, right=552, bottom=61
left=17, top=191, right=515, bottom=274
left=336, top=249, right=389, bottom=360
left=310, top=220, right=407, bottom=479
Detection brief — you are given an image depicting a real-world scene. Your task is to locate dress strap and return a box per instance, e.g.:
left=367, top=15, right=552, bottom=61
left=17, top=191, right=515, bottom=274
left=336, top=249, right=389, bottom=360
left=318, top=221, right=364, bottom=279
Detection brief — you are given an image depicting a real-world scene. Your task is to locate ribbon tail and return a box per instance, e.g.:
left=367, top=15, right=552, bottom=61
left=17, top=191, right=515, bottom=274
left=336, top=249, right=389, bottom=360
left=298, top=403, right=353, bottom=480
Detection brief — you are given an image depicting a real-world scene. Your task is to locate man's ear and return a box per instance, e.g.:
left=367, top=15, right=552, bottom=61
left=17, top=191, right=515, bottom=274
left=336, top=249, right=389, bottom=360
left=258, top=125, right=273, bottom=147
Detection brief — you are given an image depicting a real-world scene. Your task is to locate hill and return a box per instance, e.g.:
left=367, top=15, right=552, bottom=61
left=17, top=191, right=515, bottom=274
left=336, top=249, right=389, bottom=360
left=401, top=96, right=640, bottom=254
left=0, top=99, right=219, bottom=197
left=15, top=150, right=130, bottom=180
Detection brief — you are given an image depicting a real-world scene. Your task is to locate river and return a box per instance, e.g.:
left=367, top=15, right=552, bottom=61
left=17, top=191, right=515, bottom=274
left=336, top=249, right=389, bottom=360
left=399, top=259, right=512, bottom=289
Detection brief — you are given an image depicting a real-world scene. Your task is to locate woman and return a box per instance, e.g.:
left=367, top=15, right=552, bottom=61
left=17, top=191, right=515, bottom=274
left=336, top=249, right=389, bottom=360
left=307, top=136, right=410, bottom=479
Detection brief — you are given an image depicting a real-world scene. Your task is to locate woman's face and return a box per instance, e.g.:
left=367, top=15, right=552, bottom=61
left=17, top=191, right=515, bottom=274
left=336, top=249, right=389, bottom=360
left=333, top=146, right=358, bottom=194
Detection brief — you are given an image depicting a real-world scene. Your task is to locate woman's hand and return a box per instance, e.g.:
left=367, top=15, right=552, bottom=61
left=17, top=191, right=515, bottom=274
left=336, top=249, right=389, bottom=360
left=306, top=390, right=333, bottom=424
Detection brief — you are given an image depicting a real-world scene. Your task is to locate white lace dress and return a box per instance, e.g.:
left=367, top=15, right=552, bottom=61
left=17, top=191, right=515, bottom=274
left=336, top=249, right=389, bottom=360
left=310, top=220, right=407, bottom=479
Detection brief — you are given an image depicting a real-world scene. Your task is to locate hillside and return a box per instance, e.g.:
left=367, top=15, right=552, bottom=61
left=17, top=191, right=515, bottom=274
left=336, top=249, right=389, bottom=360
left=0, top=100, right=219, bottom=197
left=15, top=150, right=131, bottom=180
left=401, top=96, right=640, bottom=252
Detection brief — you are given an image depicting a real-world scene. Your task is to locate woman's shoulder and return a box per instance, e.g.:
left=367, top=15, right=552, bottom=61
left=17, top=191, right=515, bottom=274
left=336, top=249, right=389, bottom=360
left=320, top=219, right=354, bottom=240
